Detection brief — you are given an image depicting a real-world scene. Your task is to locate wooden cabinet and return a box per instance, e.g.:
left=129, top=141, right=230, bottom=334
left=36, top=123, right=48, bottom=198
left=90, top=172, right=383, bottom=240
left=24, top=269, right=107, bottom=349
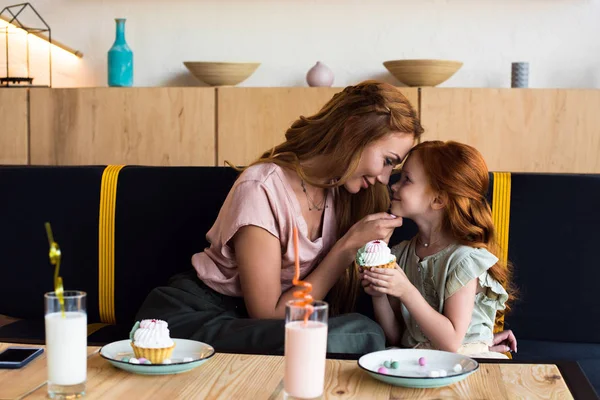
left=0, top=89, right=28, bottom=165
left=420, top=88, right=600, bottom=173
left=217, top=87, right=420, bottom=167
left=29, top=88, right=216, bottom=166
left=3, top=87, right=600, bottom=173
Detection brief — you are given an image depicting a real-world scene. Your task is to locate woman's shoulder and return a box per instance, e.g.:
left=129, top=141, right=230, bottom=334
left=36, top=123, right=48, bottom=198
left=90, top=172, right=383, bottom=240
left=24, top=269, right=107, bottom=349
left=237, top=162, right=281, bottom=185
left=226, top=163, right=295, bottom=213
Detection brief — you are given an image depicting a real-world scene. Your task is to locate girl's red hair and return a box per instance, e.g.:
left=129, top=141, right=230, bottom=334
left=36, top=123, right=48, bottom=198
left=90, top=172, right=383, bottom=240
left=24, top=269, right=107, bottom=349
left=409, top=140, right=517, bottom=322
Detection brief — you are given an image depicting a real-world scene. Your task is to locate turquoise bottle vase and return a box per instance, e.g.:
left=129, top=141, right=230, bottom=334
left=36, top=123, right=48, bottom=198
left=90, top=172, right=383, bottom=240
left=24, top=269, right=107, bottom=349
left=108, top=18, right=133, bottom=87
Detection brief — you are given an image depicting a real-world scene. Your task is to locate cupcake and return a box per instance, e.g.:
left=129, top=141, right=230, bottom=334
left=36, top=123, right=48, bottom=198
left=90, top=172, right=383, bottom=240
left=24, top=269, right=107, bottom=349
left=355, top=240, right=396, bottom=271
left=129, top=319, right=175, bottom=364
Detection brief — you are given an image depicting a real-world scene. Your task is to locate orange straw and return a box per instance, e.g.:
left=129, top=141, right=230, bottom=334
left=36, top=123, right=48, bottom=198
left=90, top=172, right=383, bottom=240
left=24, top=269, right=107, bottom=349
left=292, top=226, right=314, bottom=323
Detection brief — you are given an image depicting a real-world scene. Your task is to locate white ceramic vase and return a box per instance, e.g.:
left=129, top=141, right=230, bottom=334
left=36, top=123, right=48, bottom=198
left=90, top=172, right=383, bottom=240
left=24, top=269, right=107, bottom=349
left=306, top=62, right=334, bottom=87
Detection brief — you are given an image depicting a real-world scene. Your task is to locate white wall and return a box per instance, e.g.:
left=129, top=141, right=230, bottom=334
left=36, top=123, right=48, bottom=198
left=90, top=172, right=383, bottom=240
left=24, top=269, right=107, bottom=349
left=1, top=0, right=600, bottom=88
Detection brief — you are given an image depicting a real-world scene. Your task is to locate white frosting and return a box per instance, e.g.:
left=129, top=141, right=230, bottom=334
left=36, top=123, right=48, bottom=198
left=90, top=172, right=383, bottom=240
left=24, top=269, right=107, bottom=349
left=133, top=319, right=174, bottom=348
left=358, top=240, right=395, bottom=267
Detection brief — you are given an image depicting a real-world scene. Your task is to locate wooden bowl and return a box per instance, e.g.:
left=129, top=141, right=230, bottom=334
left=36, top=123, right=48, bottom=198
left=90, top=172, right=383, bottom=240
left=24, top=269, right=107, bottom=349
left=183, top=62, right=260, bottom=86
left=382, top=59, right=463, bottom=87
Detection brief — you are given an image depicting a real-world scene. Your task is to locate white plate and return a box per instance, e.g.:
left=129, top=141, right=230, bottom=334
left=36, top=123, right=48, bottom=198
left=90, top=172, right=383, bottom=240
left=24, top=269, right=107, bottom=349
left=100, top=338, right=215, bottom=375
left=358, top=348, right=479, bottom=388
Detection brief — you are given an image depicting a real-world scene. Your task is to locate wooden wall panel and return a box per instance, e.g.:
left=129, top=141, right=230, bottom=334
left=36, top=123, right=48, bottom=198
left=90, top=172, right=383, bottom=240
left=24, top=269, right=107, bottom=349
left=217, top=87, right=420, bottom=167
left=420, top=88, right=600, bottom=173
left=0, top=89, right=28, bottom=165
left=29, top=88, right=215, bottom=166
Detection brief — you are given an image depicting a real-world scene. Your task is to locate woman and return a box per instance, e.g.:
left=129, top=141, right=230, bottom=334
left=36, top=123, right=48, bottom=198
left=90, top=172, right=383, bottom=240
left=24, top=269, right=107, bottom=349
left=136, top=80, right=516, bottom=355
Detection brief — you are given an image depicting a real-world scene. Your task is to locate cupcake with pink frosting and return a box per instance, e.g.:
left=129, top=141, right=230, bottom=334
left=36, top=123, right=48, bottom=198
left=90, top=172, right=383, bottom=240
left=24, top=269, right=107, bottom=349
left=355, top=240, right=396, bottom=271
left=129, top=319, right=175, bottom=363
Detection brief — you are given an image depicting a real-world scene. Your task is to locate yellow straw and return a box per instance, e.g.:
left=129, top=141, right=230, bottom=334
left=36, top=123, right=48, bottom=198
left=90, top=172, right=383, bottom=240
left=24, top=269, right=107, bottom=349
left=45, top=222, right=65, bottom=318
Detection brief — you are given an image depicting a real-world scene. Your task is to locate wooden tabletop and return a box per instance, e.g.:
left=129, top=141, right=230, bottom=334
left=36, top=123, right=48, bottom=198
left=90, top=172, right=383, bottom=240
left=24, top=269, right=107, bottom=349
left=0, top=342, right=577, bottom=399
left=0, top=342, right=98, bottom=399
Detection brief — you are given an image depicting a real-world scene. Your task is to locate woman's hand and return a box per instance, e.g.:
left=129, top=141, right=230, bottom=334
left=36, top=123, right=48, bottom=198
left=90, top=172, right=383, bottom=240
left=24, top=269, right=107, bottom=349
left=342, top=212, right=404, bottom=252
left=489, top=329, right=518, bottom=353
left=362, top=265, right=413, bottom=299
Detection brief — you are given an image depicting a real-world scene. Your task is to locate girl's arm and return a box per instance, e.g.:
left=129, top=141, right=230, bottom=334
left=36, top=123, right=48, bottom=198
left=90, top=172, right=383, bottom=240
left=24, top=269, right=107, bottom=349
left=362, top=274, right=402, bottom=345
left=372, top=296, right=402, bottom=345
left=234, top=213, right=404, bottom=319
left=399, top=279, right=477, bottom=352
left=364, top=267, right=477, bottom=352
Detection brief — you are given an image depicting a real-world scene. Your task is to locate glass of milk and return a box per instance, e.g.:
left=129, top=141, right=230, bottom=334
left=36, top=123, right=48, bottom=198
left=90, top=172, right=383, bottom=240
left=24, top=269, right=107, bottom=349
left=284, top=300, right=328, bottom=400
left=44, top=291, right=87, bottom=399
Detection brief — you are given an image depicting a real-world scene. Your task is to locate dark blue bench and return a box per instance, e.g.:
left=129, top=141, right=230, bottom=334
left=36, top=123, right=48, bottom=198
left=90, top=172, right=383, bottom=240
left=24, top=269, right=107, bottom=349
left=1, top=166, right=598, bottom=395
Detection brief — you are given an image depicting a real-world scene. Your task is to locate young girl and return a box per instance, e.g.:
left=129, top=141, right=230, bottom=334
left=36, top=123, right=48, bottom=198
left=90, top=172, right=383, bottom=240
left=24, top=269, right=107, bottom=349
left=362, top=140, right=516, bottom=358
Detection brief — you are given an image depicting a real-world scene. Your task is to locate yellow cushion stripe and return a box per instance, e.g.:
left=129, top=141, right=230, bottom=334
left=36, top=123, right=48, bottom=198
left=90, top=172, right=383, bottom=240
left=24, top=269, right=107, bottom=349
left=492, top=172, right=511, bottom=268
left=99, top=165, right=125, bottom=324
left=491, top=172, right=511, bottom=334
left=87, top=322, right=110, bottom=337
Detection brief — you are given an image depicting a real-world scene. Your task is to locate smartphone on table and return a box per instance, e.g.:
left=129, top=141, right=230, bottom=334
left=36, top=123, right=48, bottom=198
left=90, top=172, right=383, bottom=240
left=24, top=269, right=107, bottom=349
left=0, top=347, right=44, bottom=369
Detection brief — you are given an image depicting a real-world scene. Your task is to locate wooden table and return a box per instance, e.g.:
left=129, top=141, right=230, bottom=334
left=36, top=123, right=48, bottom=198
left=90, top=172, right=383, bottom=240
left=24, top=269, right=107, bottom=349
left=0, top=342, right=99, bottom=399
left=0, top=342, right=592, bottom=399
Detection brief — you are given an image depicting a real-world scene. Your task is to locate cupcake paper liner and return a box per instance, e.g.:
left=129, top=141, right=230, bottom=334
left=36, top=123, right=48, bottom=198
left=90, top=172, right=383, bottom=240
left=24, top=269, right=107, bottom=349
left=355, top=258, right=396, bottom=272
left=130, top=342, right=176, bottom=364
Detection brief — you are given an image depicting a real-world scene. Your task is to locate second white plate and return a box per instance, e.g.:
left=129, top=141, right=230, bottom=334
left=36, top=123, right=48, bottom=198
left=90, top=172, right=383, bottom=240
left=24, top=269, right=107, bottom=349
left=358, top=348, right=479, bottom=388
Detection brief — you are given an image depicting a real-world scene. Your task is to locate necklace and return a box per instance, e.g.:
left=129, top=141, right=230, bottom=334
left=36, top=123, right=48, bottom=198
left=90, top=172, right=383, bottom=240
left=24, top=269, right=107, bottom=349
left=300, top=179, right=327, bottom=211
left=417, top=235, right=443, bottom=248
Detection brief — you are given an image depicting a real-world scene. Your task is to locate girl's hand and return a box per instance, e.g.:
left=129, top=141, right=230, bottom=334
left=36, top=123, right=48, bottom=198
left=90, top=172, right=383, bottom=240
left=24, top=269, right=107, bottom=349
left=363, top=264, right=412, bottom=299
left=342, top=213, right=404, bottom=252
left=360, top=270, right=386, bottom=297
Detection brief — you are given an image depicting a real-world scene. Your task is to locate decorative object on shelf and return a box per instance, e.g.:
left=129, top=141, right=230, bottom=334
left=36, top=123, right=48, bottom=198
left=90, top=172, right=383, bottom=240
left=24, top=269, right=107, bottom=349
left=183, top=62, right=260, bottom=86
left=511, top=62, right=529, bottom=88
left=108, top=18, right=133, bottom=87
left=306, top=61, right=334, bottom=87
left=383, top=59, right=463, bottom=87
left=0, top=3, right=55, bottom=87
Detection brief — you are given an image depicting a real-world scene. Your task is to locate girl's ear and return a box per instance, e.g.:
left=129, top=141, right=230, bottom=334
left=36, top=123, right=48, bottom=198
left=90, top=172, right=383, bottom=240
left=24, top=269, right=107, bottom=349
left=431, top=191, right=447, bottom=210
